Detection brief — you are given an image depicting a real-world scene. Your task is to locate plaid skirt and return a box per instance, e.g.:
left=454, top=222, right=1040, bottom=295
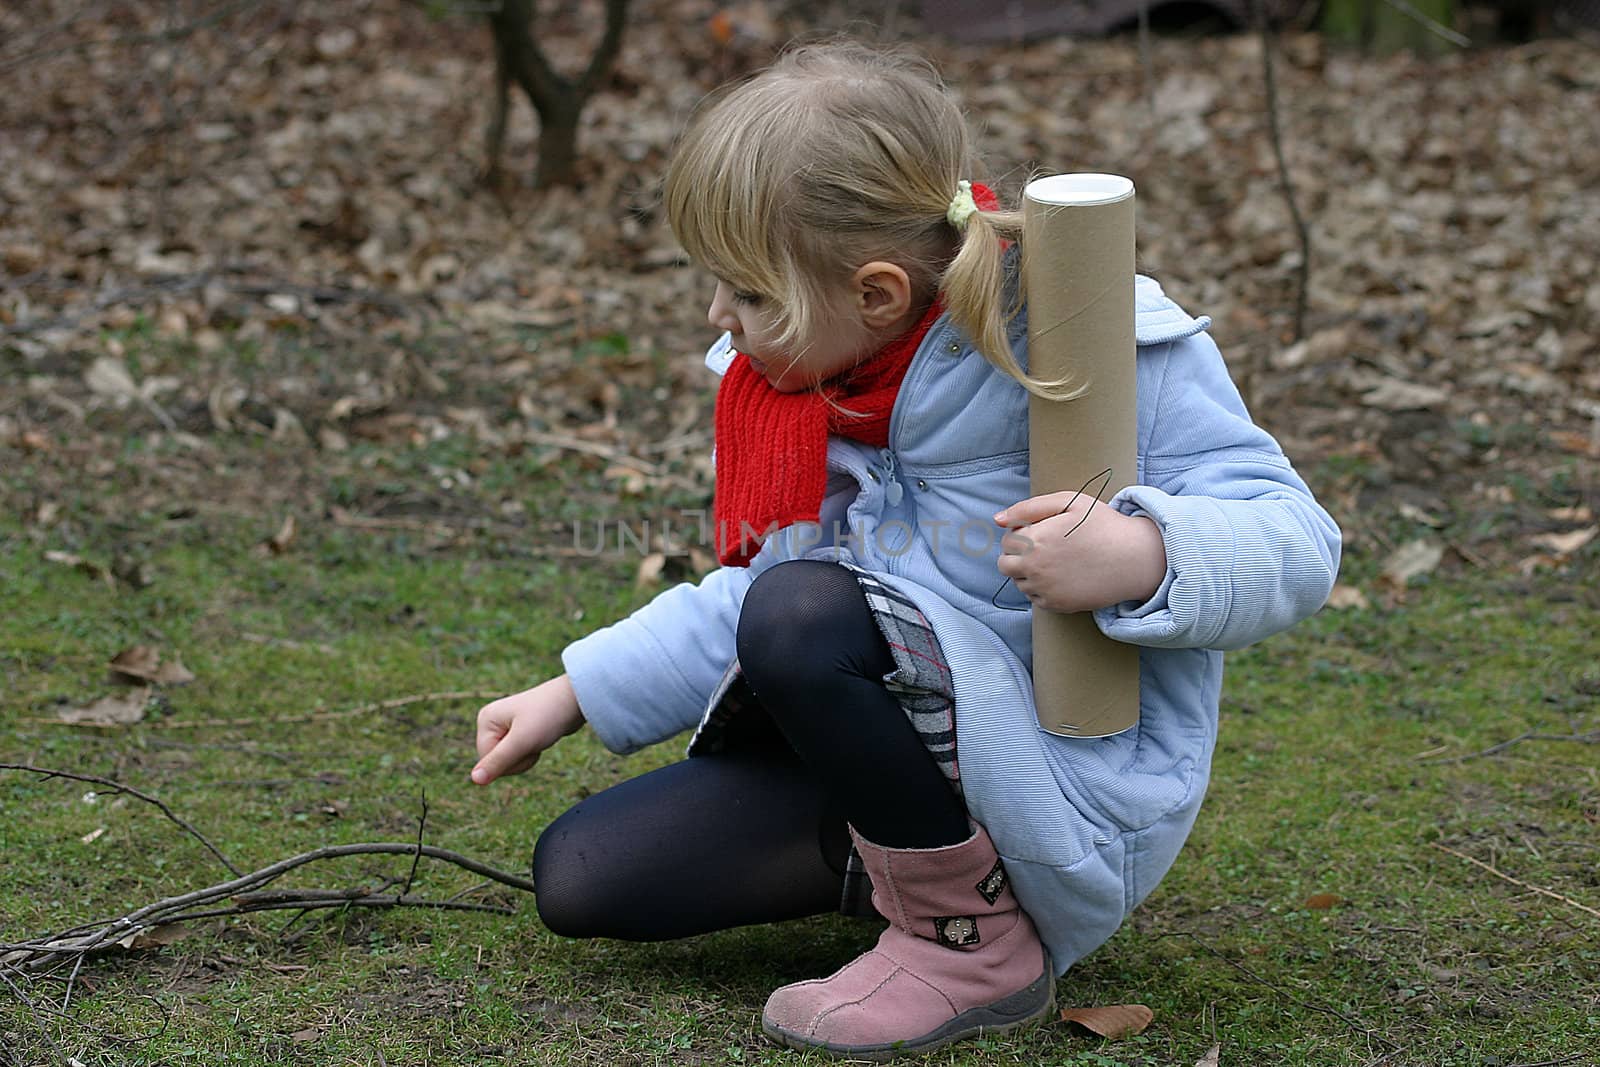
left=685, top=564, right=962, bottom=917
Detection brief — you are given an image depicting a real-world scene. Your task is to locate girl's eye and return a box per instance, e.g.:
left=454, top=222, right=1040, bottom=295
left=732, top=290, right=764, bottom=307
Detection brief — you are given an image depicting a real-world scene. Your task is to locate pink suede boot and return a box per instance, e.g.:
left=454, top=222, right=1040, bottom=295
left=761, top=824, right=1053, bottom=1060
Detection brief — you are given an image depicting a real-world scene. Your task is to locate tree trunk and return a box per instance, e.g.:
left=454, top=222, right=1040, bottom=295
left=533, top=99, right=582, bottom=190
left=1321, top=0, right=1458, bottom=55
left=484, top=0, right=630, bottom=189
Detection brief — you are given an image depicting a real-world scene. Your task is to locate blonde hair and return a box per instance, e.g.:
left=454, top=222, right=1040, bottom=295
left=663, top=40, right=1077, bottom=399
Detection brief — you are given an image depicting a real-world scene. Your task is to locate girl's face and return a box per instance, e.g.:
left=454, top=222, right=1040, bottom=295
left=707, top=280, right=874, bottom=393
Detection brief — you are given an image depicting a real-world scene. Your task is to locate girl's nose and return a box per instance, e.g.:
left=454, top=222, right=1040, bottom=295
left=707, top=283, right=740, bottom=333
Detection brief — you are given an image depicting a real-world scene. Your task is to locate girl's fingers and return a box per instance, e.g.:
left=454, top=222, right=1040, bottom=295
left=475, top=701, right=511, bottom=757
left=994, top=490, right=1080, bottom=528
left=998, top=528, right=1035, bottom=558
left=473, top=741, right=534, bottom=785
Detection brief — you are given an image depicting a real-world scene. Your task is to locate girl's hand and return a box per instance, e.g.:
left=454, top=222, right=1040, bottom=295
left=471, top=675, right=586, bottom=785
left=994, top=492, right=1168, bottom=615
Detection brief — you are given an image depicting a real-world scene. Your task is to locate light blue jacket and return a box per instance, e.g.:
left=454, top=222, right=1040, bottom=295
left=562, top=276, right=1341, bottom=975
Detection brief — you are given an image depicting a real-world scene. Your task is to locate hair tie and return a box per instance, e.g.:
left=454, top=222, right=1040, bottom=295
left=946, top=179, right=979, bottom=231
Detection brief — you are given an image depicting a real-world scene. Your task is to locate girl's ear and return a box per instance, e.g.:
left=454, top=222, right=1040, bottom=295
left=851, top=261, right=913, bottom=329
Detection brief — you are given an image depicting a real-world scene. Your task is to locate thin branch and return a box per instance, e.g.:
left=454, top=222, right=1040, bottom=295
left=1252, top=0, right=1311, bottom=342
left=1417, top=729, right=1599, bottom=765
left=157, top=894, right=517, bottom=922
left=0, top=763, right=240, bottom=877
left=28, top=689, right=504, bottom=731
left=443, top=879, right=497, bottom=905
left=0, top=965, right=63, bottom=1060
left=60, top=952, right=85, bottom=1014
left=1380, top=0, right=1472, bottom=47
left=1429, top=843, right=1600, bottom=920
left=4, top=840, right=534, bottom=971
left=576, top=0, right=630, bottom=98
left=404, top=792, right=429, bottom=897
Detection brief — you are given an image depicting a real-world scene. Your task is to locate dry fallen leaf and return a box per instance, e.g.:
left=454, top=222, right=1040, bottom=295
left=44, top=549, right=115, bottom=586
left=57, top=687, right=151, bottom=726
left=1059, top=1003, right=1154, bottom=1039
left=1303, top=893, right=1344, bottom=910
left=1324, top=583, right=1370, bottom=610
left=1360, top=377, right=1449, bottom=411
left=1196, top=1043, right=1221, bottom=1067
left=264, top=514, right=298, bottom=554
left=110, top=645, right=196, bottom=686
left=1378, top=539, right=1444, bottom=591
left=80, top=827, right=106, bottom=844
left=84, top=355, right=139, bottom=401
left=1529, top=527, right=1597, bottom=557
left=636, top=552, right=667, bottom=588
left=1396, top=502, right=1445, bottom=528
left=116, top=923, right=191, bottom=951
left=109, top=644, right=159, bottom=679
left=1546, top=430, right=1600, bottom=458
left=603, top=463, right=650, bottom=495
left=157, top=657, right=197, bottom=685
left=1517, top=552, right=1562, bottom=575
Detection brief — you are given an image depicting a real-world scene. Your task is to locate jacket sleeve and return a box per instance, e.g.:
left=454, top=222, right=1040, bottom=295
left=561, top=559, right=758, bottom=754
left=1093, top=332, right=1341, bottom=651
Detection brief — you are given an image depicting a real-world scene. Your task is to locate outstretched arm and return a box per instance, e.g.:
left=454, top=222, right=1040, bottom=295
left=471, top=674, right=585, bottom=785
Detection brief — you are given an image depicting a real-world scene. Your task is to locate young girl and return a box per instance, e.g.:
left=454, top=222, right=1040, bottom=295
left=471, top=41, right=1340, bottom=1060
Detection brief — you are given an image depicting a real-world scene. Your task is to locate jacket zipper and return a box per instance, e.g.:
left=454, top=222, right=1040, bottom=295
left=879, top=447, right=904, bottom=507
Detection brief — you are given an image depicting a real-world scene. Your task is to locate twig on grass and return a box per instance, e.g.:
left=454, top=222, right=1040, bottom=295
left=60, top=952, right=85, bottom=1012
left=403, top=792, right=429, bottom=897
left=2, top=761, right=537, bottom=1028
left=2, top=840, right=535, bottom=986
left=29, top=689, right=504, bottom=731
left=0, top=965, right=64, bottom=1061
left=0, top=763, right=240, bottom=876
left=1416, top=729, right=1600, bottom=765
left=1428, top=843, right=1600, bottom=920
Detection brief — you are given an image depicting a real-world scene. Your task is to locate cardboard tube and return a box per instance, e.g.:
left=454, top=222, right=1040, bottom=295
left=1022, top=173, right=1140, bottom=738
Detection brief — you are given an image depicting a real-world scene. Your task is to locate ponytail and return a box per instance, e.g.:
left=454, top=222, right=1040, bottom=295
left=939, top=202, right=1086, bottom=401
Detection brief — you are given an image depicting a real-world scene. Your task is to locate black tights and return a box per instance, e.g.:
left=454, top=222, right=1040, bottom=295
left=532, top=560, right=970, bottom=941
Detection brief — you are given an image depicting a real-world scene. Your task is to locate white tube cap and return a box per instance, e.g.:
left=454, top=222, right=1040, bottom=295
left=1025, top=173, right=1135, bottom=206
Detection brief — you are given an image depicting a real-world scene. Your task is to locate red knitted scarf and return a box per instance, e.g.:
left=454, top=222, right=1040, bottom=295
left=712, top=298, right=943, bottom=566
left=711, top=184, right=1000, bottom=566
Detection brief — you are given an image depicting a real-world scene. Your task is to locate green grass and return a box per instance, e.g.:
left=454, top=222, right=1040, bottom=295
left=2, top=507, right=1597, bottom=1066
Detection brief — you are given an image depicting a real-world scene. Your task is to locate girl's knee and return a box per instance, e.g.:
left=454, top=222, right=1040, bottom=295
left=531, top=811, right=609, bottom=939
left=736, top=560, right=868, bottom=682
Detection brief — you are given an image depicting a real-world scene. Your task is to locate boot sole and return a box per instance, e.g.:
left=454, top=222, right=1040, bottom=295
left=760, top=953, right=1056, bottom=1061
